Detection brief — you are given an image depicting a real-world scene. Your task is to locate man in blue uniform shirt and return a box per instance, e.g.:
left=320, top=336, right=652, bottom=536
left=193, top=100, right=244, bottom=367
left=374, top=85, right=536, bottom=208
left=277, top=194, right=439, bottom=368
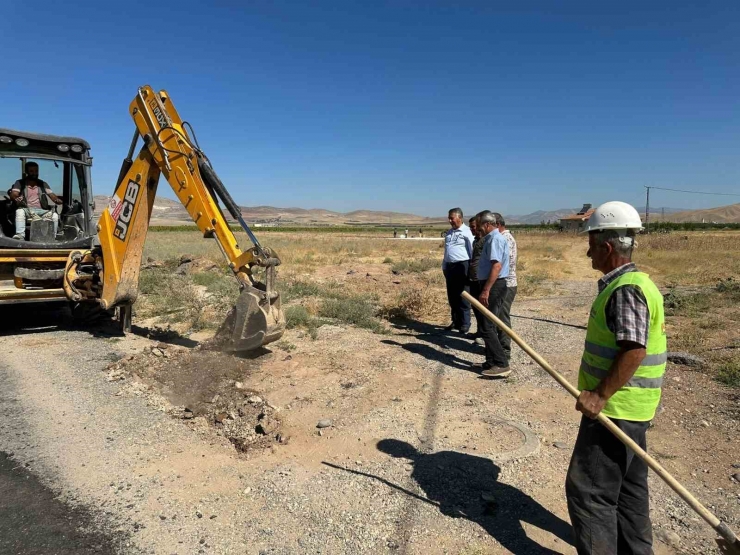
left=442, top=207, right=475, bottom=333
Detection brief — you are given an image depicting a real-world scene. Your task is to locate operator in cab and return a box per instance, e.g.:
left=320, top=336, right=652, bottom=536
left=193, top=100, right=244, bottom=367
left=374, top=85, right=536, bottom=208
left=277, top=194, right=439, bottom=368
left=9, top=161, right=62, bottom=240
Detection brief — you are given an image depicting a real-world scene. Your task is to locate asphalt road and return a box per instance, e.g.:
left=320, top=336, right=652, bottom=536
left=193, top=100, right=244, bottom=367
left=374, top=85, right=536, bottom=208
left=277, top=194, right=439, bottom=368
left=0, top=452, right=120, bottom=554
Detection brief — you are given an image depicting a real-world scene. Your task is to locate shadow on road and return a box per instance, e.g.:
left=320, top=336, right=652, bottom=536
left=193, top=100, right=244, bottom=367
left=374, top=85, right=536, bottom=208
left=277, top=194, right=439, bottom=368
left=129, top=324, right=199, bottom=348
left=511, top=314, right=587, bottom=331
left=381, top=318, right=483, bottom=371
left=0, top=303, right=198, bottom=348
left=390, top=318, right=480, bottom=353
left=0, top=302, right=73, bottom=336
left=325, top=440, right=574, bottom=554
left=381, top=339, right=476, bottom=372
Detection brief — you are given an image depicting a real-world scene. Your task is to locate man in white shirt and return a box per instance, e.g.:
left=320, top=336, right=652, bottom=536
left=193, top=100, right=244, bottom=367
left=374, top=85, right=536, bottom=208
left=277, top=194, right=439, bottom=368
left=442, top=207, right=474, bottom=333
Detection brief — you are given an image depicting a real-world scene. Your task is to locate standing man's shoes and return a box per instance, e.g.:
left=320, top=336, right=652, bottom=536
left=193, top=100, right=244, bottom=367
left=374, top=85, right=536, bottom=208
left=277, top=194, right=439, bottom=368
left=443, top=323, right=457, bottom=332
left=481, top=366, right=511, bottom=378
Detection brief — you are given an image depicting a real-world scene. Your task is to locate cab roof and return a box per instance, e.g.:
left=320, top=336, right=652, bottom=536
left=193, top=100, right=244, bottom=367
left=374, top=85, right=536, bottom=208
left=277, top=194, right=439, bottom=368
left=0, top=128, right=90, bottom=150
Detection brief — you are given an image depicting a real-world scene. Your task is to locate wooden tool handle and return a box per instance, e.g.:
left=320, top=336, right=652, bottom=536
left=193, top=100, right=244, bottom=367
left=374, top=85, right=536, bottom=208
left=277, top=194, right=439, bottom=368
left=462, top=291, right=738, bottom=546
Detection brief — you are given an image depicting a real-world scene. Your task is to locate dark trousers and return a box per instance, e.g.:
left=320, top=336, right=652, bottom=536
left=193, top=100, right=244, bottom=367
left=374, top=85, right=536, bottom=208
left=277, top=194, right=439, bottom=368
left=443, top=261, right=471, bottom=331
left=566, top=416, right=652, bottom=555
left=499, top=285, right=517, bottom=358
left=476, top=278, right=508, bottom=367
left=469, top=280, right=485, bottom=336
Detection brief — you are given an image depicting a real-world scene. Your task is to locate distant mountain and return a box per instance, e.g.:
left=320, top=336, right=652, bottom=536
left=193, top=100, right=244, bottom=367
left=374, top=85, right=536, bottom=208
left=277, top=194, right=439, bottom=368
left=93, top=195, right=448, bottom=226
left=510, top=206, right=691, bottom=225
left=508, top=208, right=581, bottom=225
left=634, top=206, right=686, bottom=215
left=95, top=195, right=738, bottom=227
left=661, top=203, right=740, bottom=223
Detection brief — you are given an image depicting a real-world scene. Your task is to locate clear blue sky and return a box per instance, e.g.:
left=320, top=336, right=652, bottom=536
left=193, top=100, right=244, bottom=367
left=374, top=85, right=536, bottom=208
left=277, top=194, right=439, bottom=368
left=2, top=1, right=739, bottom=217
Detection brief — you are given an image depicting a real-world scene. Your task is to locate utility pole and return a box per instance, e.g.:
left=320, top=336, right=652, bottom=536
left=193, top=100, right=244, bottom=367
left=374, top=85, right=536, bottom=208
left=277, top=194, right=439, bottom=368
left=644, top=186, right=650, bottom=234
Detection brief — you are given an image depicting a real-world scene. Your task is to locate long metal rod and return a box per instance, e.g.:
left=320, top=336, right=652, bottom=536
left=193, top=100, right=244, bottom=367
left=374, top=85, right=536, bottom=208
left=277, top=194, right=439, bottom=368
left=462, top=291, right=740, bottom=550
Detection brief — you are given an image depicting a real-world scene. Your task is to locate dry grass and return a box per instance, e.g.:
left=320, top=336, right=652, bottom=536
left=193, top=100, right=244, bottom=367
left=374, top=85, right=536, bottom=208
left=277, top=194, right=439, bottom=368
left=663, top=278, right=740, bottom=387
left=634, top=231, right=740, bottom=286
left=139, top=230, right=740, bottom=379
left=514, top=233, right=575, bottom=281
left=380, top=287, right=442, bottom=320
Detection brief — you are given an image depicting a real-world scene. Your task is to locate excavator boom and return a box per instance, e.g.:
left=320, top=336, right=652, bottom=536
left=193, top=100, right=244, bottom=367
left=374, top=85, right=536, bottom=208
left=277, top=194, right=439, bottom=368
left=64, top=86, right=285, bottom=352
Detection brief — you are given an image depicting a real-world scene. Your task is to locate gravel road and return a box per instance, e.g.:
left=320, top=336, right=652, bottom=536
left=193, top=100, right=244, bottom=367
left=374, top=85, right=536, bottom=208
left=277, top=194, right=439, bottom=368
left=0, top=296, right=736, bottom=554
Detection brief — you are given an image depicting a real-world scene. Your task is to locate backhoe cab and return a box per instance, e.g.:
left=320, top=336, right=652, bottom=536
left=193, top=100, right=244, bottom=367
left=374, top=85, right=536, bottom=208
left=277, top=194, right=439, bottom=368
left=1, top=87, right=285, bottom=353
left=0, top=129, right=95, bottom=303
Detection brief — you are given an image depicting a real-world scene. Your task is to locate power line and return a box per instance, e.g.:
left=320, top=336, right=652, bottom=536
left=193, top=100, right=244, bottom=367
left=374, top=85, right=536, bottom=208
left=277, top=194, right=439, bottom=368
left=643, top=185, right=740, bottom=233
left=645, top=185, right=740, bottom=197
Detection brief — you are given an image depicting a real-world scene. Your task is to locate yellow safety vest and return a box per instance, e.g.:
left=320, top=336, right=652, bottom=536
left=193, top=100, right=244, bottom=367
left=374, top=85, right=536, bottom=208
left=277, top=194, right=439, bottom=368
left=579, top=271, right=667, bottom=421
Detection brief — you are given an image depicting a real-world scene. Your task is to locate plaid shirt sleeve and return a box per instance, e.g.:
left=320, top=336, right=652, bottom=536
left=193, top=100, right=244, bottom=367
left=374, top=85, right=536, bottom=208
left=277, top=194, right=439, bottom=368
left=605, top=285, right=650, bottom=347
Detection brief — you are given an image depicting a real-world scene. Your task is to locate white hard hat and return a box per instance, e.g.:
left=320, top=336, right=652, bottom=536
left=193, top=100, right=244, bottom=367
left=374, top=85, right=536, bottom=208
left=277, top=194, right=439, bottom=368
left=582, top=201, right=644, bottom=234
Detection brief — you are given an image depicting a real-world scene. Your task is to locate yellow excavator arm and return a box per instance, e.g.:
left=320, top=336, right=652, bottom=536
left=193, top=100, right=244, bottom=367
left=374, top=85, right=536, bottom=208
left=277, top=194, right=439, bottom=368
left=64, top=85, right=285, bottom=352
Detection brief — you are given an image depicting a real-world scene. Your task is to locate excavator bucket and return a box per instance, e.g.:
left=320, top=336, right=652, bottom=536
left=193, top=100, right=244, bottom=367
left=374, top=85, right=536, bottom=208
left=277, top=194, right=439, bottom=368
left=210, top=284, right=285, bottom=354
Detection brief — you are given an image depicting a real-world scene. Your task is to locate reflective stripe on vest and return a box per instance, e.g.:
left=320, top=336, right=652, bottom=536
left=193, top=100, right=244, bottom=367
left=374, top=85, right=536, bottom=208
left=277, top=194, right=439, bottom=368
left=579, top=360, right=664, bottom=389
left=579, top=271, right=667, bottom=421
left=584, top=341, right=667, bottom=366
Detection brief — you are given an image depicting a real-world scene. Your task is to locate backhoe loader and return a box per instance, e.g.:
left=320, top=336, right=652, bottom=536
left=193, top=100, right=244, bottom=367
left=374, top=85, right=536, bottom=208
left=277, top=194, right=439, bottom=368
left=0, top=85, right=285, bottom=352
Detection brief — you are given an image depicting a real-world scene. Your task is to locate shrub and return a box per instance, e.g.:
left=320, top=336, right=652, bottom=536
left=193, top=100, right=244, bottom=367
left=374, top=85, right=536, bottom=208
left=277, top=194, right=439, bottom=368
left=664, top=289, right=714, bottom=316
left=318, top=297, right=387, bottom=334
left=285, top=305, right=312, bottom=329
left=517, top=269, right=551, bottom=297
left=717, top=277, right=740, bottom=294
left=716, top=360, right=740, bottom=388
left=381, top=288, right=436, bottom=320
left=282, top=280, right=324, bottom=301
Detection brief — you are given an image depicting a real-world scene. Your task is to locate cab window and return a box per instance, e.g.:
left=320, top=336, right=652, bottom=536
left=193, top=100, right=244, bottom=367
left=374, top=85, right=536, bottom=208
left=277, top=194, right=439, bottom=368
left=0, top=157, right=22, bottom=192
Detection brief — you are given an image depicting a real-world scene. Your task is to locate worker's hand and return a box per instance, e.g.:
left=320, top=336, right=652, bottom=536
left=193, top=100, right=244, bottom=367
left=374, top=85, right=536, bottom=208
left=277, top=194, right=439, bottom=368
left=575, top=390, right=607, bottom=419
left=479, top=288, right=490, bottom=307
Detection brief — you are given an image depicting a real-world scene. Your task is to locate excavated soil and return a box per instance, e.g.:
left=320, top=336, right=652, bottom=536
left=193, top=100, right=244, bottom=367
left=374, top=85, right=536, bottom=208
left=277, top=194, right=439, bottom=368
left=106, top=347, right=284, bottom=452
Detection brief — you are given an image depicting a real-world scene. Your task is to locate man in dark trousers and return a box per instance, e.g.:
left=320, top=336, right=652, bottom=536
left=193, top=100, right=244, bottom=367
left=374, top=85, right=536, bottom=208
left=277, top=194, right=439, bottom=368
left=442, top=208, right=474, bottom=333
left=472, top=210, right=510, bottom=377
left=494, top=213, right=517, bottom=359
left=467, top=216, right=485, bottom=345
left=566, top=201, right=667, bottom=555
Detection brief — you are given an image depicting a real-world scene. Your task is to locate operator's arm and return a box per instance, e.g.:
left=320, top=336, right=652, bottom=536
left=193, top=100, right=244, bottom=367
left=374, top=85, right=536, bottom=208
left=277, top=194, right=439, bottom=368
left=9, top=182, right=21, bottom=202
left=47, top=191, right=63, bottom=205
left=43, top=183, right=63, bottom=205
left=576, top=285, right=649, bottom=419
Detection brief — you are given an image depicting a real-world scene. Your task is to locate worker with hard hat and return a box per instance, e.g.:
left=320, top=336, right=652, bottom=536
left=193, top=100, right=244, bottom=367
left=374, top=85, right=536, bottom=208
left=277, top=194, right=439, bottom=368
left=566, top=201, right=666, bottom=555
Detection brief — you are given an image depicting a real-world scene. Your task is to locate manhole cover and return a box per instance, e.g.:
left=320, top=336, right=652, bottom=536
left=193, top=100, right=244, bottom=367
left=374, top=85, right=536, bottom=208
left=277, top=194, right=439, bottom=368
left=435, top=416, right=539, bottom=462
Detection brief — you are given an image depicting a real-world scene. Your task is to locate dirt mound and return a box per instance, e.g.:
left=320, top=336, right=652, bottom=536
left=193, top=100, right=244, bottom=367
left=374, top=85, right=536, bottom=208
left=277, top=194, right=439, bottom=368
left=106, top=345, right=283, bottom=452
